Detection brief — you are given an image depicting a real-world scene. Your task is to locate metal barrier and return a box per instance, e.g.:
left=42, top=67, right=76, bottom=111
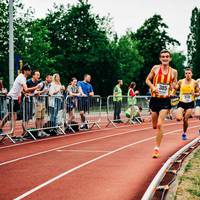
left=134, top=95, right=151, bottom=121
left=106, top=95, right=151, bottom=127
left=65, top=95, right=101, bottom=132
left=141, top=136, right=200, bottom=200
left=0, top=94, right=15, bottom=143
left=22, top=95, right=65, bottom=139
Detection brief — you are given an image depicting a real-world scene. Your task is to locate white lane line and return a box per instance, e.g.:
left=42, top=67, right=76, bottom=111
left=56, top=149, right=111, bottom=153
left=0, top=121, right=197, bottom=167
left=0, top=120, right=197, bottom=150
left=0, top=126, right=152, bottom=166
left=14, top=125, right=200, bottom=200
left=0, top=123, right=136, bottom=150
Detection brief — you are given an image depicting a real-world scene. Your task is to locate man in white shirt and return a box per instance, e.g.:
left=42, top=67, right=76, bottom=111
left=0, top=64, right=39, bottom=139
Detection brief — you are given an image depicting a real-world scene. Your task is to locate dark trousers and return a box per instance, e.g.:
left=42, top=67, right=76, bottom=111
left=114, top=101, right=122, bottom=120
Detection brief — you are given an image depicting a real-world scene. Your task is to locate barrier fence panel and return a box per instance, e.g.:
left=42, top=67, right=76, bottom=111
left=134, top=96, right=151, bottom=122
left=107, top=95, right=133, bottom=127
left=22, top=95, right=65, bottom=139
left=106, top=95, right=152, bottom=127
left=0, top=94, right=15, bottom=143
left=65, top=95, right=101, bottom=132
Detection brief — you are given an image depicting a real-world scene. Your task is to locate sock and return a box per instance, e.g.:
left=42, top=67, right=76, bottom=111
left=154, top=146, right=159, bottom=151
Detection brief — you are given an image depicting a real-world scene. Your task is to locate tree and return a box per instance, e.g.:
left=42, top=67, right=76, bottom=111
left=44, top=1, right=119, bottom=96
left=113, top=33, right=143, bottom=89
left=171, top=52, right=186, bottom=79
left=187, top=7, right=200, bottom=79
left=131, top=14, right=180, bottom=93
left=15, top=19, right=54, bottom=76
left=0, top=0, right=25, bottom=87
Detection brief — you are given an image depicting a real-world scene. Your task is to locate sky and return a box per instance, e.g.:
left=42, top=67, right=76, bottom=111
left=24, top=0, right=200, bottom=54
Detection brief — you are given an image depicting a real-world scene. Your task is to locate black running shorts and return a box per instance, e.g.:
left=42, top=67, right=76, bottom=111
left=149, top=97, right=171, bottom=113
left=177, top=101, right=195, bottom=110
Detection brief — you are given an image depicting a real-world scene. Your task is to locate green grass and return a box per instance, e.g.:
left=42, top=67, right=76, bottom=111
left=175, top=147, right=200, bottom=199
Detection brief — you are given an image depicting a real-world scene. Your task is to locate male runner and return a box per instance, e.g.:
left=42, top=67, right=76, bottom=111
left=176, top=68, right=199, bottom=140
left=146, top=49, right=177, bottom=158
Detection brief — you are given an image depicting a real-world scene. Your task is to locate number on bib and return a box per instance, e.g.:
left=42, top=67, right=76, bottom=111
left=182, top=94, right=192, bottom=103
left=157, top=84, right=169, bottom=96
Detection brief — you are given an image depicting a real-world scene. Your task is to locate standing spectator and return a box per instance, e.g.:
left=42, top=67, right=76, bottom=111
left=0, top=64, right=38, bottom=139
left=23, top=70, right=41, bottom=124
left=78, top=74, right=94, bottom=130
left=37, top=74, right=52, bottom=115
left=127, top=82, right=140, bottom=121
left=113, top=80, right=123, bottom=123
left=0, top=78, right=7, bottom=94
left=127, top=82, right=139, bottom=107
left=0, top=78, right=7, bottom=123
left=49, top=74, right=65, bottom=126
left=37, top=74, right=52, bottom=95
left=34, top=74, right=52, bottom=138
left=66, top=77, right=81, bottom=124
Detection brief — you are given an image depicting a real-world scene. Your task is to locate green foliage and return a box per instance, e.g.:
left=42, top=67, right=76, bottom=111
left=43, top=1, right=119, bottom=95
left=132, top=14, right=180, bottom=93
left=15, top=19, right=54, bottom=76
left=112, top=33, right=143, bottom=89
left=0, top=0, right=184, bottom=96
left=171, top=52, right=186, bottom=79
left=187, top=7, right=200, bottom=79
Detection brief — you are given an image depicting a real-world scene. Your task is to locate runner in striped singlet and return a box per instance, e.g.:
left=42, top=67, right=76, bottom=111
left=146, top=49, right=178, bottom=158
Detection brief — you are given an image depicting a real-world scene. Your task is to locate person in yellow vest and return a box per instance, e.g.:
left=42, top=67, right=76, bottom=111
left=176, top=68, right=199, bottom=140
left=113, top=80, right=123, bottom=123
left=146, top=49, right=178, bottom=158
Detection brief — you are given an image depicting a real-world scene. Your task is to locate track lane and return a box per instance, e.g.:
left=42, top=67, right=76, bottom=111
left=0, top=121, right=199, bottom=199
left=0, top=120, right=193, bottom=164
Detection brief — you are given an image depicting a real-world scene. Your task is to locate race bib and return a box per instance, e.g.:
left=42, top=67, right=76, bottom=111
left=182, top=94, right=192, bottom=103
left=157, top=84, right=169, bottom=96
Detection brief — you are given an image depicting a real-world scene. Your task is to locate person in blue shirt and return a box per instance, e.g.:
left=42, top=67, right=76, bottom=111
left=77, top=74, right=94, bottom=130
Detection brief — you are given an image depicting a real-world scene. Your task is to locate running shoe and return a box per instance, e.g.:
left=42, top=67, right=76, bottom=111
left=182, top=133, right=187, bottom=140
left=152, top=149, right=160, bottom=158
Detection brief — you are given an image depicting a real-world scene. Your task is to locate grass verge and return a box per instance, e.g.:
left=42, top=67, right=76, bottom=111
left=175, top=147, right=200, bottom=200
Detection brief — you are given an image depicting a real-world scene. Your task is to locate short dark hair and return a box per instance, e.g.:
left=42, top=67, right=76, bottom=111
left=22, top=63, right=31, bottom=73
left=45, top=74, right=52, bottom=78
left=31, top=70, right=40, bottom=77
left=84, top=74, right=90, bottom=78
left=71, top=77, right=77, bottom=82
left=159, top=49, right=171, bottom=57
left=184, top=67, right=192, bottom=72
left=118, top=80, right=122, bottom=84
left=129, top=82, right=136, bottom=89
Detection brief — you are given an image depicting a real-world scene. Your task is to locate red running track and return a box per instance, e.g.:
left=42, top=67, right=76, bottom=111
left=0, top=119, right=199, bottom=200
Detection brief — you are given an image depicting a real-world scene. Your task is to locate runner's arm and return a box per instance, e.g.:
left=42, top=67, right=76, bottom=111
left=194, top=81, right=200, bottom=97
left=145, top=66, right=157, bottom=92
left=175, top=80, right=181, bottom=90
left=170, top=69, right=178, bottom=95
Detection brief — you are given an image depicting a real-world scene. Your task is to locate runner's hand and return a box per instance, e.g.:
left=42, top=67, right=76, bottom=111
left=152, top=86, right=158, bottom=95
